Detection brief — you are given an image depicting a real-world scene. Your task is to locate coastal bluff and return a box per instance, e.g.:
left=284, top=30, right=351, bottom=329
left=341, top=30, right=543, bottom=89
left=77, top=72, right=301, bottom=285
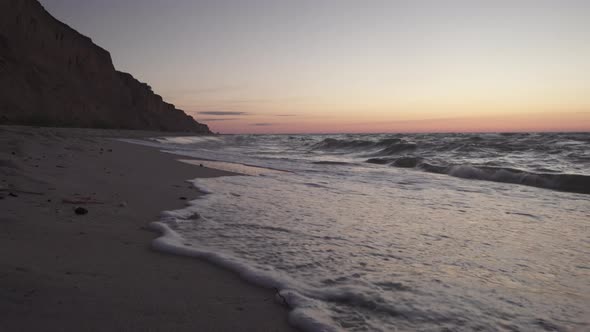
left=0, top=0, right=210, bottom=133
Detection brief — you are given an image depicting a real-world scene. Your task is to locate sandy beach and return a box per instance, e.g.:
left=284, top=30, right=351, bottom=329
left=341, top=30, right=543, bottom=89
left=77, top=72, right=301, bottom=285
left=0, top=126, right=297, bottom=332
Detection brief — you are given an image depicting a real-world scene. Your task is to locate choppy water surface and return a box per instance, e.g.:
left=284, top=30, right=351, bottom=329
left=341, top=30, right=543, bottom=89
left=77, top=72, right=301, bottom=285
left=133, top=133, right=590, bottom=331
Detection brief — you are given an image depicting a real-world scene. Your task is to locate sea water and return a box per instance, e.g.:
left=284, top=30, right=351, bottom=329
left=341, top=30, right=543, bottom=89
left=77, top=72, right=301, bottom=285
left=128, top=133, right=589, bottom=331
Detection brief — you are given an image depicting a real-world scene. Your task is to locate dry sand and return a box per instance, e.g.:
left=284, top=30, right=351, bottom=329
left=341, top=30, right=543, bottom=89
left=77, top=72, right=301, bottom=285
left=0, top=126, right=298, bottom=332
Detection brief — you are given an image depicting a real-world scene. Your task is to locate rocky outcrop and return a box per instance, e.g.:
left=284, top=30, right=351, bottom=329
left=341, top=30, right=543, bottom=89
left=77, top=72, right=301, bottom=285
left=0, top=0, right=211, bottom=133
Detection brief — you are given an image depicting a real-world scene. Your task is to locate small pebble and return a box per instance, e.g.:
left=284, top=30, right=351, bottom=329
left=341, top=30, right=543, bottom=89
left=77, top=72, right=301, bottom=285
left=74, top=207, right=88, bottom=215
left=179, top=196, right=187, bottom=200
left=9, top=192, right=18, bottom=197
left=119, top=201, right=127, bottom=207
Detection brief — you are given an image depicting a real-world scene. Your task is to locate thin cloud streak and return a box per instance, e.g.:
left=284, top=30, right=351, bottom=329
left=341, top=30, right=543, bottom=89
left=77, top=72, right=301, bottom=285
left=198, top=111, right=250, bottom=116
left=250, top=123, right=275, bottom=126
left=199, top=118, right=240, bottom=122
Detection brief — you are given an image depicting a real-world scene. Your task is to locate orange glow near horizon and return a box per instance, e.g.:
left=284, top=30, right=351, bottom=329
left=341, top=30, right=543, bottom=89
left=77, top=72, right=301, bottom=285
left=198, top=111, right=590, bottom=134
left=182, top=98, right=590, bottom=134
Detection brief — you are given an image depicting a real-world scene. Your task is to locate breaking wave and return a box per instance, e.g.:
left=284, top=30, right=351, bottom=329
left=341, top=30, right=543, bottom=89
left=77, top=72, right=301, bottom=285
left=312, top=138, right=417, bottom=156
left=365, top=157, right=590, bottom=194
left=424, top=164, right=590, bottom=194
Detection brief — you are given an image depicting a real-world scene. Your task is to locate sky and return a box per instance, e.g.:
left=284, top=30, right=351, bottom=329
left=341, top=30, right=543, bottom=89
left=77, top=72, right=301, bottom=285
left=40, top=0, right=590, bottom=134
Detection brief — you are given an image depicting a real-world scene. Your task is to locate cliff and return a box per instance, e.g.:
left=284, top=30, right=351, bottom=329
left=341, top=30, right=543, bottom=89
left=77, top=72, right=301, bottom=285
left=0, top=0, right=211, bottom=133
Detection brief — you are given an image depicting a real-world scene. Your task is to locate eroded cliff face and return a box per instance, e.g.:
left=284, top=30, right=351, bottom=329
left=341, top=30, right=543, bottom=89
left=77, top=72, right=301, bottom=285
left=0, top=0, right=211, bottom=133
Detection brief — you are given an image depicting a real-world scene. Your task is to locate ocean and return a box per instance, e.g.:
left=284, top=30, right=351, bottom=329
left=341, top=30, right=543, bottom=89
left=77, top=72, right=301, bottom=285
left=128, top=133, right=589, bottom=331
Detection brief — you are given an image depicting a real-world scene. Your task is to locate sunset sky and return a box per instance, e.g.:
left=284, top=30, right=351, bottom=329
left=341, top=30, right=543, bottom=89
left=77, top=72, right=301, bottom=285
left=41, top=0, right=590, bottom=134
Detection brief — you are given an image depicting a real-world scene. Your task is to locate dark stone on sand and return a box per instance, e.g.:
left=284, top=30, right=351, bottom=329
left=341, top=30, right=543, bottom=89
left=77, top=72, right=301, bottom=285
left=74, top=207, right=88, bottom=215
left=179, top=196, right=187, bottom=200
left=9, top=192, right=18, bottom=197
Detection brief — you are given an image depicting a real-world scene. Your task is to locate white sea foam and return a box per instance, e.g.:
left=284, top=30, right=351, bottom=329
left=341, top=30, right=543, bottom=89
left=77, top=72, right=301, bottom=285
left=151, top=205, right=341, bottom=332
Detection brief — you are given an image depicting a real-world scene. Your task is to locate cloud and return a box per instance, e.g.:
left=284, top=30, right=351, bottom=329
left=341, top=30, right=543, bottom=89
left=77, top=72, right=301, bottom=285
left=199, top=118, right=240, bottom=122
left=198, top=111, right=249, bottom=116
left=250, top=123, right=274, bottom=126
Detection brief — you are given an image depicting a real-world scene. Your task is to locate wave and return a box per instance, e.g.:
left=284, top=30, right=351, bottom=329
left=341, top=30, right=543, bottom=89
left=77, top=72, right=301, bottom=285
left=310, top=135, right=574, bottom=158
left=140, top=133, right=590, bottom=195
left=151, top=219, right=451, bottom=331
left=365, top=157, right=590, bottom=194
left=150, top=221, right=340, bottom=332
left=312, top=138, right=417, bottom=156
left=153, top=203, right=456, bottom=332
left=312, top=138, right=386, bottom=150
left=430, top=165, right=590, bottom=194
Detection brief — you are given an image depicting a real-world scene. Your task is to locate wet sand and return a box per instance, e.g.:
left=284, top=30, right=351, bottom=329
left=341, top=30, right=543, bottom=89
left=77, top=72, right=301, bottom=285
left=0, top=126, right=297, bottom=332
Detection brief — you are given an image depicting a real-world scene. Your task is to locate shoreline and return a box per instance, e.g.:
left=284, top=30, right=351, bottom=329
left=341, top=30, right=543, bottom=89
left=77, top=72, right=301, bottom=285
left=0, top=126, right=297, bottom=332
